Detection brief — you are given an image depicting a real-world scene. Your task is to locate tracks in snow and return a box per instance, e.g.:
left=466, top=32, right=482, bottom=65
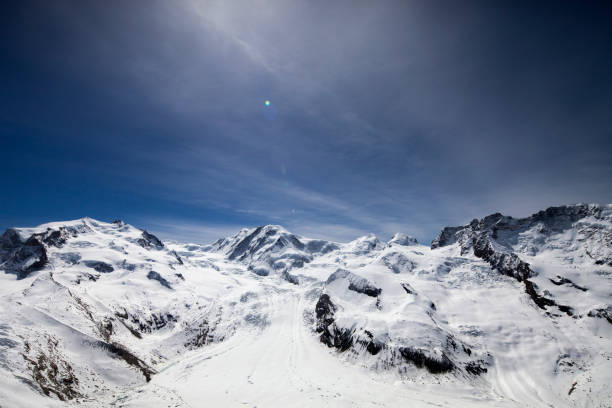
left=90, top=282, right=522, bottom=407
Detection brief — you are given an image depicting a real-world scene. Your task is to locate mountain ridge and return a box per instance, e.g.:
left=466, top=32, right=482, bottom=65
left=0, top=204, right=610, bottom=407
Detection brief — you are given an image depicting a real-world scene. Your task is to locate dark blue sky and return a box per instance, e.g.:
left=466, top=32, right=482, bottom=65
left=1, top=0, right=611, bottom=243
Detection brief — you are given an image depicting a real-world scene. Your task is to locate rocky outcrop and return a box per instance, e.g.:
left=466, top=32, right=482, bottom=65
left=91, top=340, right=155, bottom=382
left=388, top=233, right=418, bottom=246
left=550, top=276, right=587, bottom=291
left=587, top=306, right=612, bottom=325
left=397, top=347, right=454, bottom=374
left=430, top=206, right=600, bottom=316
left=22, top=336, right=82, bottom=401
left=432, top=204, right=609, bottom=264
left=326, top=269, right=382, bottom=297
left=146, top=271, right=172, bottom=289
left=471, top=232, right=534, bottom=281
left=114, top=307, right=178, bottom=334
left=314, top=292, right=487, bottom=376
left=1, top=223, right=93, bottom=279
left=314, top=294, right=353, bottom=351
left=137, top=230, right=164, bottom=250
left=83, top=260, right=114, bottom=273
left=0, top=230, right=48, bottom=279
left=281, top=270, right=299, bottom=285
left=215, top=225, right=338, bottom=277
left=380, top=252, right=416, bottom=274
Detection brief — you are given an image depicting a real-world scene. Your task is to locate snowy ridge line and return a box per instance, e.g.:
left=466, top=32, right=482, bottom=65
left=0, top=204, right=611, bottom=407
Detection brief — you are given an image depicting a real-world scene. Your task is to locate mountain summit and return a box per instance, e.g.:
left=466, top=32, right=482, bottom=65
left=0, top=205, right=610, bottom=407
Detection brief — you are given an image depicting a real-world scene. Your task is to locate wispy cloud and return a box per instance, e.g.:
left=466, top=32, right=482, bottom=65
left=138, top=217, right=245, bottom=245
left=2, top=1, right=610, bottom=244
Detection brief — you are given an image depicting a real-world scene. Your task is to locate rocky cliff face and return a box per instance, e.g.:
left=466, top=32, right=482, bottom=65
left=210, top=224, right=339, bottom=280
left=431, top=204, right=611, bottom=317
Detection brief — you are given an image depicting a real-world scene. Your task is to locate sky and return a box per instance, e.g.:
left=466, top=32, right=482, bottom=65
left=1, top=0, right=611, bottom=244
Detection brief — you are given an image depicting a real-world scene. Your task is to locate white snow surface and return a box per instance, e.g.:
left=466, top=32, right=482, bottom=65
left=0, top=206, right=610, bottom=407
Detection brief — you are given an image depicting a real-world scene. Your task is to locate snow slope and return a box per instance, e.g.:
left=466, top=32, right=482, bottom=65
left=0, top=204, right=610, bottom=407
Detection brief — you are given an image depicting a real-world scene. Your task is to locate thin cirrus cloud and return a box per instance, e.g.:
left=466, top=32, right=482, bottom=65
left=0, top=1, right=610, bottom=244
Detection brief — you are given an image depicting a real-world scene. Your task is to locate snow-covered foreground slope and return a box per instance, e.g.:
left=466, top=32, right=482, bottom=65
left=0, top=205, right=610, bottom=407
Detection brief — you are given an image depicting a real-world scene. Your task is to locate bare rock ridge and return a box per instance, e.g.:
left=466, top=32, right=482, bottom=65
left=211, top=224, right=339, bottom=276
left=431, top=204, right=610, bottom=316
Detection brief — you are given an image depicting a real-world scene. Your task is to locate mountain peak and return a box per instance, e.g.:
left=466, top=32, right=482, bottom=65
left=1, top=204, right=611, bottom=406
left=388, top=233, right=418, bottom=246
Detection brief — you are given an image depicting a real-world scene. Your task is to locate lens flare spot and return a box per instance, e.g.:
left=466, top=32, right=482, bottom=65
left=265, top=100, right=271, bottom=106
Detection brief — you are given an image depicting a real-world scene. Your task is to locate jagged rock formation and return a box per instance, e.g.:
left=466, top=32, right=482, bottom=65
left=388, top=233, right=418, bottom=246
left=211, top=225, right=338, bottom=276
left=431, top=204, right=611, bottom=317
left=0, top=231, right=48, bottom=279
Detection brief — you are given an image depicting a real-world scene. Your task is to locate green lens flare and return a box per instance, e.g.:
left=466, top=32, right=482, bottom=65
left=265, top=100, right=271, bottom=106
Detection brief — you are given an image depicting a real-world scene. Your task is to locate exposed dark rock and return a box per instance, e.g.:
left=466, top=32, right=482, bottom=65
left=366, top=339, right=383, bottom=355
left=113, top=310, right=143, bottom=338
left=121, top=321, right=143, bottom=339
left=74, top=273, right=100, bottom=285
left=362, top=330, right=383, bottom=355
left=305, top=239, right=339, bottom=254
left=228, top=227, right=263, bottom=260
left=327, top=269, right=382, bottom=297
left=524, top=279, right=573, bottom=316
left=322, top=326, right=354, bottom=351
left=97, top=318, right=114, bottom=342
left=185, top=321, right=211, bottom=348
left=400, top=282, right=415, bottom=295
left=465, top=360, right=488, bottom=375
left=91, top=340, right=155, bottom=382
left=146, top=271, right=172, bottom=289
left=171, top=250, right=183, bottom=265
left=432, top=213, right=576, bottom=316
left=474, top=235, right=574, bottom=316
left=314, top=294, right=354, bottom=351
left=137, top=231, right=164, bottom=250
left=348, top=281, right=381, bottom=297
left=0, top=230, right=48, bottom=279
left=1, top=228, right=22, bottom=248
left=114, top=309, right=129, bottom=319
left=549, top=275, right=587, bottom=291
left=281, top=270, right=299, bottom=285
left=398, top=347, right=454, bottom=374
left=21, top=336, right=81, bottom=401
left=83, top=261, right=114, bottom=273
left=248, top=265, right=270, bottom=276
left=388, top=233, right=418, bottom=246
left=114, top=308, right=177, bottom=334
left=587, top=306, right=612, bottom=324
left=58, top=252, right=81, bottom=265
left=29, top=224, right=91, bottom=250
left=381, top=252, right=416, bottom=274
left=185, top=308, right=223, bottom=349
left=151, top=312, right=177, bottom=329
left=431, top=226, right=463, bottom=248
left=120, top=259, right=137, bottom=271
left=315, top=294, right=335, bottom=325
left=472, top=232, right=533, bottom=282
left=221, top=226, right=334, bottom=274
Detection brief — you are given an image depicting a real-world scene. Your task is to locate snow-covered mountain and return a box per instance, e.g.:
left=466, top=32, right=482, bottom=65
left=0, top=204, right=610, bottom=407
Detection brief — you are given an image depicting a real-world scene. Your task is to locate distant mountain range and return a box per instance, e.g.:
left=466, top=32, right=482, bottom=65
left=0, top=204, right=610, bottom=407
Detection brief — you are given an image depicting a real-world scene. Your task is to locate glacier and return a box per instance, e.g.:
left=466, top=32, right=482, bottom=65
left=0, top=204, right=610, bottom=407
